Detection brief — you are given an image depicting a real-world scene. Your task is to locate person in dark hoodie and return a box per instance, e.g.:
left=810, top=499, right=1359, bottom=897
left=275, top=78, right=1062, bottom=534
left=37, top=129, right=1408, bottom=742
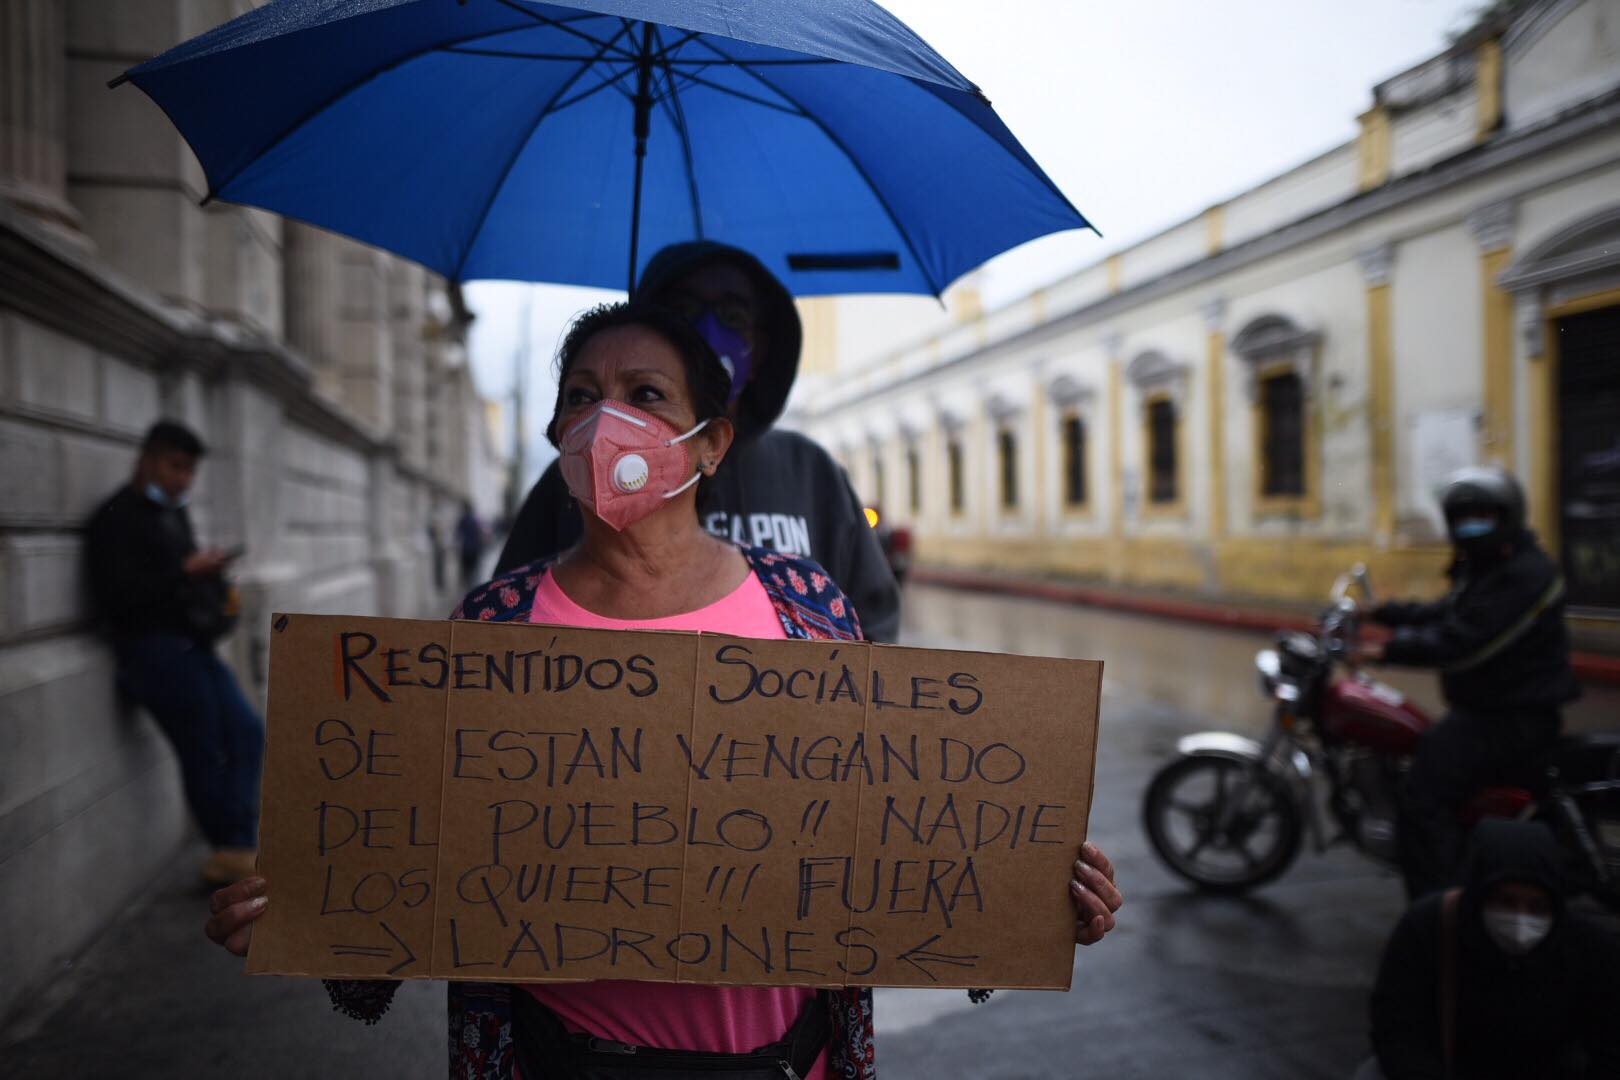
left=496, top=241, right=902, bottom=641
left=1360, top=466, right=1580, bottom=897
left=1365, top=820, right=1620, bottom=1079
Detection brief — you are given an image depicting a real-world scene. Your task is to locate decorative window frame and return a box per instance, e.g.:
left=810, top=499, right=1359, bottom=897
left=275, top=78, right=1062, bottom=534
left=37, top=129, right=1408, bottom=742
left=937, top=406, right=969, bottom=519
left=1500, top=202, right=1620, bottom=360
left=897, top=419, right=925, bottom=519
left=1497, top=201, right=1620, bottom=545
left=1127, top=350, right=1189, bottom=518
left=1047, top=373, right=1097, bottom=520
left=864, top=431, right=888, bottom=513
left=985, top=391, right=1025, bottom=520
left=1231, top=315, right=1322, bottom=519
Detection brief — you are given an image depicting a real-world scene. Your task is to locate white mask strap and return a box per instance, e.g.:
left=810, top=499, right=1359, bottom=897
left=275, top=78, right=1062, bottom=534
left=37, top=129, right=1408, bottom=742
left=666, top=418, right=710, bottom=446
left=599, top=404, right=649, bottom=427
left=662, top=469, right=703, bottom=500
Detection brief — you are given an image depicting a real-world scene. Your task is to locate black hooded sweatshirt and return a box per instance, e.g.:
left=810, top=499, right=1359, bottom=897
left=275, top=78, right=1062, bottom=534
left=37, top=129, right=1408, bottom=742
left=1369, top=820, right=1620, bottom=1079
left=1375, top=532, right=1580, bottom=713
left=496, top=242, right=901, bottom=641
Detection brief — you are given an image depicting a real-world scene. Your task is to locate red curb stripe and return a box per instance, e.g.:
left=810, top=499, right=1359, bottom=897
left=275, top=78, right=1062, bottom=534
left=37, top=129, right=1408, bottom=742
left=912, top=566, right=1620, bottom=687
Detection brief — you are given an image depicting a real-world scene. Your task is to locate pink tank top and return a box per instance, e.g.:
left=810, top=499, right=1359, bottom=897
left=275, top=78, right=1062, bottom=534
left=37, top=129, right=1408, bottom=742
left=521, top=566, right=826, bottom=1078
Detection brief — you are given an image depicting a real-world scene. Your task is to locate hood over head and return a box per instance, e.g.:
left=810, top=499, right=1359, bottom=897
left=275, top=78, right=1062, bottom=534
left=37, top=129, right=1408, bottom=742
left=1460, top=819, right=1567, bottom=922
left=635, top=241, right=801, bottom=445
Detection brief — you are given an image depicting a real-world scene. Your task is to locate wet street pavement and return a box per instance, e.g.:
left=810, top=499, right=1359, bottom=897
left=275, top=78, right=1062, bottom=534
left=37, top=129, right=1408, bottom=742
left=877, top=585, right=1619, bottom=1079
left=3, top=583, right=1615, bottom=1078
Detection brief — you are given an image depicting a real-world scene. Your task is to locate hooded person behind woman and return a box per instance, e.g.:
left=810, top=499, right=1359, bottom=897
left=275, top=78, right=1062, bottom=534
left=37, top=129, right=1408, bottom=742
left=1367, top=820, right=1620, bottom=1079
left=496, top=240, right=901, bottom=641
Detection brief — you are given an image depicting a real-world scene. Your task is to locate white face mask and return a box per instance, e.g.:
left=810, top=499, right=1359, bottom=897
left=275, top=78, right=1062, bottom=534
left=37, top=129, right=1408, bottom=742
left=145, top=481, right=189, bottom=510
left=1481, top=907, right=1553, bottom=956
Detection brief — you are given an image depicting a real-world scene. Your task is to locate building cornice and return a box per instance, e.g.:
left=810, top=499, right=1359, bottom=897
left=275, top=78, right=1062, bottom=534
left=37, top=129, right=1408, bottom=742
left=806, top=87, right=1620, bottom=419
left=0, top=201, right=394, bottom=460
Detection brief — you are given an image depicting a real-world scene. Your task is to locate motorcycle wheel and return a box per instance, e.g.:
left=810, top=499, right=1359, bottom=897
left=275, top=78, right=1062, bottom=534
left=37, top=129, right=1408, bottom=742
left=1143, top=754, right=1303, bottom=893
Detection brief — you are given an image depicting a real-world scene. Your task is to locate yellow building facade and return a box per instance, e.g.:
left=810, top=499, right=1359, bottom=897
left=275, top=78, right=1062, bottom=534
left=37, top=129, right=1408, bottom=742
left=794, top=0, right=1620, bottom=629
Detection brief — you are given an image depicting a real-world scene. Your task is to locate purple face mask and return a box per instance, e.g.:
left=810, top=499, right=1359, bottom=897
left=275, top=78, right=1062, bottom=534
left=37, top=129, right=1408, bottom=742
left=692, top=311, right=753, bottom=406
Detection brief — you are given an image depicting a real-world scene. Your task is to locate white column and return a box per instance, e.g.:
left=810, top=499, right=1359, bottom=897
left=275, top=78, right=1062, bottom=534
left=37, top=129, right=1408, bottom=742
left=1, top=0, right=77, bottom=227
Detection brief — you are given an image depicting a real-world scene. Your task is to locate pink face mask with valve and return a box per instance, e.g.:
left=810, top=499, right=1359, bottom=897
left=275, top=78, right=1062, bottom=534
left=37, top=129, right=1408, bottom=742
left=558, top=401, right=709, bottom=531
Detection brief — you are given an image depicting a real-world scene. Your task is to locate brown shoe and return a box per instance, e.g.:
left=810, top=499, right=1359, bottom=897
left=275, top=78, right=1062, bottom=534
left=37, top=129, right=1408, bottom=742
left=201, top=847, right=258, bottom=887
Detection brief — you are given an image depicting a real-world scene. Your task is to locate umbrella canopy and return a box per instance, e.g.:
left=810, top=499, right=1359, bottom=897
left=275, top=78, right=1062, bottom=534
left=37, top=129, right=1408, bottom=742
left=117, top=0, right=1092, bottom=296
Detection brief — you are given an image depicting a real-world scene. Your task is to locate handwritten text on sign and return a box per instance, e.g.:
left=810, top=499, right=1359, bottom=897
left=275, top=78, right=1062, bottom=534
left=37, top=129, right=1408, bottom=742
left=246, top=615, right=1102, bottom=989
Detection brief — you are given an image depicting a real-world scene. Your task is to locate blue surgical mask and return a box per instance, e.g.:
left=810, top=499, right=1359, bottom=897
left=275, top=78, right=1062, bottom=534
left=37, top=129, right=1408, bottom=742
left=145, top=482, right=189, bottom=510
left=1451, top=516, right=1495, bottom=541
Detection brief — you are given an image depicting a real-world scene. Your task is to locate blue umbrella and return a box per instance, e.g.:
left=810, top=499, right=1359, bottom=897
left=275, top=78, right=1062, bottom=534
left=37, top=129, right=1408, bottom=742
left=114, top=0, right=1093, bottom=296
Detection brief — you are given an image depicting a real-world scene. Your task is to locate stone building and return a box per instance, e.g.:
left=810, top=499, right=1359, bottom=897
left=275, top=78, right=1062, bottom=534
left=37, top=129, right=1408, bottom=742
left=797, top=0, right=1620, bottom=635
left=1, top=0, right=505, bottom=1019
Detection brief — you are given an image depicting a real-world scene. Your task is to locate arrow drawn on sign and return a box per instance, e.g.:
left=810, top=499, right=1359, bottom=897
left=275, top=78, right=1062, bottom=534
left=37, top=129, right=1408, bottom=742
left=896, top=934, right=980, bottom=982
left=330, top=921, right=417, bottom=975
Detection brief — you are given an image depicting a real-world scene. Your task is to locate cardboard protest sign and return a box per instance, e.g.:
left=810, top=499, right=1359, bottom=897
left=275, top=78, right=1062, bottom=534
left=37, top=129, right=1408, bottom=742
left=248, top=615, right=1102, bottom=990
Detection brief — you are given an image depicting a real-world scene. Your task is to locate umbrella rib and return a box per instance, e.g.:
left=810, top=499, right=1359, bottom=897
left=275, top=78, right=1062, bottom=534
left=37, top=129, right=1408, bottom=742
left=650, top=27, right=835, bottom=68
left=198, top=21, right=582, bottom=204
left=546, top=64, right=639, bottom=115
left=439, top=49, right=833, bottom=67
left=440, top=48, right=620, bottom=62
left=663, top=58, right=842, bottom=68
left=692, top=37, right=942, bottom=295
left=651, top=27, right=704, bottom=241
left=651, top=69, right=807, bottom=118
left=489, top=0, right=637, bottom=62
left=653, top=28, right=703, bottom=61
left=450, top=22, right=637, bottom=281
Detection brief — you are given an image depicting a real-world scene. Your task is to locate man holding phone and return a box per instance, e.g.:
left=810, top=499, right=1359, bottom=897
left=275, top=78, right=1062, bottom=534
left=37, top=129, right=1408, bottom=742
left=86, top=420, right=263, bottom=885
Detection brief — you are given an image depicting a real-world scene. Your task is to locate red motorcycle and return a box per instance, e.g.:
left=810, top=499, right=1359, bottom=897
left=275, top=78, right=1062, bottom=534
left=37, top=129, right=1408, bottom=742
left=1142, top=566, right=1620, bottom=906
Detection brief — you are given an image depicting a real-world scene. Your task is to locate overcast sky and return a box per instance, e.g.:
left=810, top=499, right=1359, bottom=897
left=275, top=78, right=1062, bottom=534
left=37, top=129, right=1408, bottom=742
left=467, top=0, right=1482, bottom=484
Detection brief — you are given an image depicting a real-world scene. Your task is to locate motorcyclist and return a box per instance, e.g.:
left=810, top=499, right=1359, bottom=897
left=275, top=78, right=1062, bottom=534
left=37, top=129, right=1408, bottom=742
left=1359, top=466, right=1580, bottom=898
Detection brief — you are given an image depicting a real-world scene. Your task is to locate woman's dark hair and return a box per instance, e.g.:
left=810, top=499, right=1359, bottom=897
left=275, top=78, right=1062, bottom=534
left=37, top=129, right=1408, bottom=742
left=545, top=301, right=730, bottom=449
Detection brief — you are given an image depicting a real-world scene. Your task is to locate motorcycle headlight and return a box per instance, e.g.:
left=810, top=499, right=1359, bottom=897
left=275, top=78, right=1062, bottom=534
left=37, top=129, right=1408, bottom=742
left=1255, top=648, right=1281, bottom=694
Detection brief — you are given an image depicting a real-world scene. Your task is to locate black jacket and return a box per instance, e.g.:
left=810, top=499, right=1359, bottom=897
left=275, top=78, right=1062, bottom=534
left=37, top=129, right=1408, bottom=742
left=1369, top=820, right=1620, bottom=1079
left=85, top=485, right=198, bottom=640
left=496, top=241, right=900, bottom=641
left=1375, top=534, right=1580, bottom=713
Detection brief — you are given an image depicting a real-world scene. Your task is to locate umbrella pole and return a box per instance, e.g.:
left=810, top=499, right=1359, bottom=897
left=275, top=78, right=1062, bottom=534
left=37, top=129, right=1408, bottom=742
left=627, top=22, right=655, bottom=294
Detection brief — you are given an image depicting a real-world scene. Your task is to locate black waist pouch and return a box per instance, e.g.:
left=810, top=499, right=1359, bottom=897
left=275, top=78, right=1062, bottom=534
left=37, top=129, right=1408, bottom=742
left=512, top=989, right=830, bottom=1080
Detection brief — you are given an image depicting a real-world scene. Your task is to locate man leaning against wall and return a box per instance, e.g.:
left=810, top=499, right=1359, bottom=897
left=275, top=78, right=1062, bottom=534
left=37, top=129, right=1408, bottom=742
left=84, top=420, right=264, bottom=886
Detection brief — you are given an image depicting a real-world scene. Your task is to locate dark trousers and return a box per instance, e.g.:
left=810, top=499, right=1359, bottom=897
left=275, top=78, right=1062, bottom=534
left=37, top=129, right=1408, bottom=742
left=117, top=635, right=264, bottom=849
left=1397, top=706, right=1559, bottom=898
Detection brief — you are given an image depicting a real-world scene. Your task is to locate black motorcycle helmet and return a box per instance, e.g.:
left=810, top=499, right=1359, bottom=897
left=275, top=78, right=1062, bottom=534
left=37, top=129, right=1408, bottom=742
left=1439, top=465, right=1526, bottom=557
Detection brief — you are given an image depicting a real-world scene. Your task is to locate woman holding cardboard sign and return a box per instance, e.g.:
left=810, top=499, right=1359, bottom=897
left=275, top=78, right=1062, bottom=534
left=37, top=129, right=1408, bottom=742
left=206, top=302, right=1122, bottom=1079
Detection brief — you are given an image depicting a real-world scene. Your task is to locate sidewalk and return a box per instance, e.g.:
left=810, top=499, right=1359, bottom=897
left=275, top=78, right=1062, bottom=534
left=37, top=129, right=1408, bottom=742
left=912, top=565, right=1620, bottom=686
left=0, top=841, right=444, bottom=1079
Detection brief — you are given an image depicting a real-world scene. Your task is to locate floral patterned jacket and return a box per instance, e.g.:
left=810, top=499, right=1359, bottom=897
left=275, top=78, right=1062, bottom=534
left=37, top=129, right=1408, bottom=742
left=324, top=545, right=877, bottom=1079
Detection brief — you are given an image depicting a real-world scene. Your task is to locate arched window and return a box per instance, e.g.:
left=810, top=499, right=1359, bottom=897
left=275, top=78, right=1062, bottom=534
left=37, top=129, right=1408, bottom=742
left=947, top=439, right=965, bottom=514
left=1146, top=396, right=1178, bottom=504
left=1127, top=350, right=1189, bottom=514
left=905, top=443, right=922, bottom=514
left=997, top=427, right=1019, bottom=509
left=1232, top=315, right=1320, bottom=514
left=1062, top=413, right=1087, bottom=508
left=1259, top=370, right=1305, bottom=496
left=1047, top=373, right=1094, bottom=514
